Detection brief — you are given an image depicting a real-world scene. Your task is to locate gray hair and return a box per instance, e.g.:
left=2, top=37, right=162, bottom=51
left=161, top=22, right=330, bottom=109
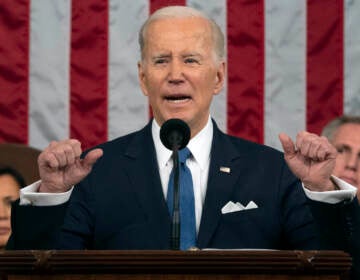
left=138, top=6, right=225, bottom=62
left=321, top=115, right=360, bottom=141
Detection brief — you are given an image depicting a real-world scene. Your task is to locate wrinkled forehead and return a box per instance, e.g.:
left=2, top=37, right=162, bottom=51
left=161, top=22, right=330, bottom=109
left=145, top=17, right=213, bottom=44
left=142, top=17, right=214, bottom=57
left=333, top=123, right=360, bottom=145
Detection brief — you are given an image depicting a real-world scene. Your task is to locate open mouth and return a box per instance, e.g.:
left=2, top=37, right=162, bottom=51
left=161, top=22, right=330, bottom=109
left=165, top=94, right=191, bottom=103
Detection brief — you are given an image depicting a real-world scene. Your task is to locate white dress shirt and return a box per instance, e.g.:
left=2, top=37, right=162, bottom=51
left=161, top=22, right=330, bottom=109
left=152, top=117, right=213, bottom=233
left=303, top=176, right=357, bottom=203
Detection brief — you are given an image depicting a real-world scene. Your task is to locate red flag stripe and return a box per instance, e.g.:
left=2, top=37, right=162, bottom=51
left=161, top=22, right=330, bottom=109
left=0, top=0, right=29, bottom=144
left=306, top=0, right=344, bottom=134
left=227, top=0, right=265, bottom=143
left=150, top=0, right=186, bottom=13
left=0, top=1, right=352, bottom=149
left=70, top=0, right=109, bottom=149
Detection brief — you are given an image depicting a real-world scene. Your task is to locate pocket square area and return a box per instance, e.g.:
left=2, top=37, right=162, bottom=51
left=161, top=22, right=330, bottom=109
left=221, top=200, right=258, bottom=214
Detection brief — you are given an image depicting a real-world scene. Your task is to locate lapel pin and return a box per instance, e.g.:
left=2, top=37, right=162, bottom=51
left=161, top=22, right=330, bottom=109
left=220, top=166, right=231, bottom=173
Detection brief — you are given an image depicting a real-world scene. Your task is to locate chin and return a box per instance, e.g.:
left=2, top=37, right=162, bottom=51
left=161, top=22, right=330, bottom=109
left=162, top=116, right=189, bottom=126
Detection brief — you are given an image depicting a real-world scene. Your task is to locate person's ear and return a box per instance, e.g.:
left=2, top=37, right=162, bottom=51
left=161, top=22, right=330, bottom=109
left=213, top=60, right=226, bottom=95
left=138, top=61, right=149, bottom=97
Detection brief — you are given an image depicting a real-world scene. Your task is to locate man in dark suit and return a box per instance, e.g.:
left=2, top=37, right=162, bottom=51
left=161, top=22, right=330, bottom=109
left=11, top=119, right=321, bottom=250
left=6, top=6, right=350, bottom=253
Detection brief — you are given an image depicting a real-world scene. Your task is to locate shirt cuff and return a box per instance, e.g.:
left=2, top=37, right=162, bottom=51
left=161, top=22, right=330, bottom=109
left=20, top=180, right=73, bottom=206
left=303, top=175, right=357, bottom=204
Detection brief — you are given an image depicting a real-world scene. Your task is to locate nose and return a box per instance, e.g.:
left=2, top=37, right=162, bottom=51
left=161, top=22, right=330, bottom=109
left=168, top=60, right=184, bottom=85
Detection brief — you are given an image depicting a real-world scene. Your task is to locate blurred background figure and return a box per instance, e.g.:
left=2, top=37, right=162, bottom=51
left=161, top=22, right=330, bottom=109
left=0, top=166, right=25, bottom=249
left=317, top=115, right=360, bottom=280
left=279, top=114, right=360, bottom=279
left=322, top=115, right=360, bottom=201
left=0, top=143, right=41, bottom=186
left=0, top=143, right=40, bottom=249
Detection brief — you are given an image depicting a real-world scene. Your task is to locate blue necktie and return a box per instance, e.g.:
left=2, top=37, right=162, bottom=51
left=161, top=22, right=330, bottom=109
left=167, top=147, right=196, bottom=250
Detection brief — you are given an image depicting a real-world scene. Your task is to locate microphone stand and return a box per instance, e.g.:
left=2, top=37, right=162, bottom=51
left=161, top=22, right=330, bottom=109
left=170, top=147, right=180, bottom=250
left=159, top=118, right=190, bottom=250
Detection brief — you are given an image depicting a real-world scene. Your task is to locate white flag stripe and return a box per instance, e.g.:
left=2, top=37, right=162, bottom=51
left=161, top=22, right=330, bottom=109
left=344, top=0, right=360, bottom=115
left=29, top=0, right=71, bottom=149
left=17, top=1, right=360, bottom=150
left=187, top=0, right=228, bottom=133
left=108, top=0, right=149, bottom=141
left=264, top=0, right=306, bottom=150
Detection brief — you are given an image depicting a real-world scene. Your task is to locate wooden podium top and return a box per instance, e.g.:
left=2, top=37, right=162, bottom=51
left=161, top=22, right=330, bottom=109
left=0, top=250, right=351, bottom=276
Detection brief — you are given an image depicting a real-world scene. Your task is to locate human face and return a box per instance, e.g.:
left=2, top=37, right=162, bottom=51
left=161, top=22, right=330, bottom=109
left=138, top=17, right=225, bottom=138
left=331, top=123, right=360, bottom=199
left=0, top=175, right=20, bottom=248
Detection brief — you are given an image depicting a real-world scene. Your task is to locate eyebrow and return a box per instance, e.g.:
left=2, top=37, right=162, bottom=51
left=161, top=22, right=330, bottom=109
left=335, top=144, right=351, bottom=149
left=3, top=195, right=17, bottom=201
left=335, top=144, right=360, bottom=155
left=152, top=53, right=171, bottom=59
left=151, top=52, right=203, bottom=59
left=182, top=53, right=202, bottom=58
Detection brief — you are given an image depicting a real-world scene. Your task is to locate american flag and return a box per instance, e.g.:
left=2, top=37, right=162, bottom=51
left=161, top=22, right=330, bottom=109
left=1, top=0, right=359, bottom=151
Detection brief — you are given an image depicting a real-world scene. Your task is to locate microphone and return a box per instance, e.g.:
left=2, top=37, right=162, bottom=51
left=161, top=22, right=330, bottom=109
left=160, top=119, right=190, bottom=250
left=160, top=118, right=190, bottom=151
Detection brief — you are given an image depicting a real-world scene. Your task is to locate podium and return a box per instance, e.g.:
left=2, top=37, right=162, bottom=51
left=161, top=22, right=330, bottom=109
left=0, top=250, right=351, bottom=280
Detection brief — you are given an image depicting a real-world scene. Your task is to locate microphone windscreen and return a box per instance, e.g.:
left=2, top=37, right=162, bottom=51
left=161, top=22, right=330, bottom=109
left=160, top=119, right=190, bottom=150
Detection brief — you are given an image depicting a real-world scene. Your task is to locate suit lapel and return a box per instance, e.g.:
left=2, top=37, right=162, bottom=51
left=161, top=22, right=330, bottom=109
left=122, top=121, right=171, bottom=248
left=118, top=120, right=255, bottom=249
left=197, top=123, right=249, bottom=248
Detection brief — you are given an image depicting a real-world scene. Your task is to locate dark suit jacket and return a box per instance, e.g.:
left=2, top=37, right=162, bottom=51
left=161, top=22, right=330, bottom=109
left=309, top=198, right=360, bottom=279
left=8, top=120, right=318, bottom=250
